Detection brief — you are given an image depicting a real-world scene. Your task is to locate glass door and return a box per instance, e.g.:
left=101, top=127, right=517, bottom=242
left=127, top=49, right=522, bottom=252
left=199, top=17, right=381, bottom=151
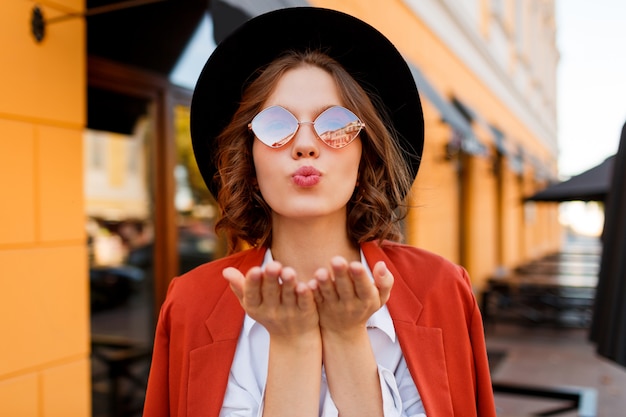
left=86, top=85, right=156, bottom=417
left=172, top=101, right=225, bottom=275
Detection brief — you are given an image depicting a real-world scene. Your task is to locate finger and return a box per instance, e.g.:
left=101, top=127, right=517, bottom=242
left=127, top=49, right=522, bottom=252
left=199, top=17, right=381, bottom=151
left=242, top=266, right=263, bottom=307
left=372, top=261, right=394, bottom=304
left=308, top=279, right=324, bottom=304
left=314, top=267, right=338, bottom=302
left=330, top=256, right=355, bottom=299
left=295, top=281, right=316, bottom=311
left=222, top=267, right=245, bottom=301
left=349, top=261, right=377, bottom=300
left=280, top=267, right=298, bottom=306
left=261, top=261, right=282, bottom=305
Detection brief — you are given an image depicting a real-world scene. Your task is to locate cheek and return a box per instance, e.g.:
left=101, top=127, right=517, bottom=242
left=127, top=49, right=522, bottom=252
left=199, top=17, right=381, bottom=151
left=340, top=160, right=359, bottom=185
left=329, top=144, right=362, bottom=201
left=345, top=142, right=363, bottom=183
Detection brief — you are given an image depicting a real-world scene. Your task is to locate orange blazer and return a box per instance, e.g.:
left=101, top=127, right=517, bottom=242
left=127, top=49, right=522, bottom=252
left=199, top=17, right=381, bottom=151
left=144, top=241, right=496, bottom=417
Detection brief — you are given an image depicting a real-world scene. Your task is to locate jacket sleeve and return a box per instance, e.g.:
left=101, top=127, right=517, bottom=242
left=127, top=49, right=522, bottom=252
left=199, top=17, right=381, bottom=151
left=143, top=281, right=175, bottom=417
left=464, top=270, right=497, bottom=417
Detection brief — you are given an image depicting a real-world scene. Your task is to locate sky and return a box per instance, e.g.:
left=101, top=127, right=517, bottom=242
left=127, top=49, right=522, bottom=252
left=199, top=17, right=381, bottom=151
left=556, top=0, right=626, bottom=177
left=171, top=1, right=626, bottom=179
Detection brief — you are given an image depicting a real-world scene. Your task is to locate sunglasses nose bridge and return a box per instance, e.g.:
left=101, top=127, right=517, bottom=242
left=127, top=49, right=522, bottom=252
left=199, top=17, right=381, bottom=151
left=290, top=120, right=322, bottom=156
left=294, top=120, right=318, bottom=139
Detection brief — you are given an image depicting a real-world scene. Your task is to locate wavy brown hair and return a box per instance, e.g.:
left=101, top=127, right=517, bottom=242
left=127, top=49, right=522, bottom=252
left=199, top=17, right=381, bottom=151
left=213, top=50, right=414, bottom=253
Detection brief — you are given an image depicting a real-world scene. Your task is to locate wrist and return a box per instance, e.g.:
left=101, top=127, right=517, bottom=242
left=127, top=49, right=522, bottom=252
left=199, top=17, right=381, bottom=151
left=271, top=328, right=322, bottom=350
left=320, top=325, right=369, bottom=345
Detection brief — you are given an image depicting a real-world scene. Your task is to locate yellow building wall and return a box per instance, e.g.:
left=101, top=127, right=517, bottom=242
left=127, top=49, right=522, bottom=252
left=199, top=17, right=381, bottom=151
left=408, top=102, right=461, bottom=264
left=463, top=155, right=499, bottom=289
left=520, top=168, right=539, bottom=262
left=500, top=164, right=524, bottom=271
left=312, top=0, right=561, bottom=287
left=0, top=1, right=90, bottom=415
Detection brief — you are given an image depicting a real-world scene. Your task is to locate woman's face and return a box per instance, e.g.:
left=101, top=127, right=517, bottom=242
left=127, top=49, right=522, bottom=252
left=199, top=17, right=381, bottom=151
left=252, top=65, right=362, bottom=223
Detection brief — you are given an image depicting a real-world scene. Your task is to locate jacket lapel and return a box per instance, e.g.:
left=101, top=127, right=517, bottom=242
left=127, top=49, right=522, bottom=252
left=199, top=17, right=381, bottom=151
left=187, top=248, right=266, bottom=417
left=362, top=242, right=454, bottom=417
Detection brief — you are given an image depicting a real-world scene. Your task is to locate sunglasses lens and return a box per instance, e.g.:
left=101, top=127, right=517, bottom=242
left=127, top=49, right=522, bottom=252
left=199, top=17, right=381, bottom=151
left=315, top=106, right=363, bottom=148
left=250, top=106, right=298, bottom=147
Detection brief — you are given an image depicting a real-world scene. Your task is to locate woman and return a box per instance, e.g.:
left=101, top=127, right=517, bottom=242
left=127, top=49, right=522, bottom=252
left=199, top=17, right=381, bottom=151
left=144, top=7, right=496, bottom=417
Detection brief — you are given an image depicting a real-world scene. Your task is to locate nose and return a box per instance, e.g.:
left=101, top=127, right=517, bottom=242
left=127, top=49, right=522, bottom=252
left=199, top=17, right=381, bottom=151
left=291, top=121, right=320, bottom=158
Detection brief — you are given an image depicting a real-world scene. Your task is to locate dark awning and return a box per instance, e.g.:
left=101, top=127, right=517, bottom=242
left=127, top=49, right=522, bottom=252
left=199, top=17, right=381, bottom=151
left=84, top=0, right=209, bottom=134
left=87, top=0, right=208, bottom=75
left=408, top=65, right=487, bottom=156
left=488, top=124, right=507, bottom=154
left=526, top=155, right=615, bottom=202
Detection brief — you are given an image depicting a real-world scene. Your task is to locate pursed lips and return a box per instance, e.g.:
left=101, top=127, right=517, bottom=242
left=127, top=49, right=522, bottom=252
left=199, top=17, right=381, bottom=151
left=292, top=165, right=321, bottom=187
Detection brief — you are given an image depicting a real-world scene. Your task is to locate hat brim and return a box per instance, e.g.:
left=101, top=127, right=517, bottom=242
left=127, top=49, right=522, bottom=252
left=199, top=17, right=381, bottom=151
left=190, top=7, right=424, bottom=197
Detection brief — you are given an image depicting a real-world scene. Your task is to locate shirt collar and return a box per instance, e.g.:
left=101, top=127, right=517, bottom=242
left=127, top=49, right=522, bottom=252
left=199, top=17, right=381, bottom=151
left=359, top=250, right=396, bottom=343
left=243, top=248, right=396, bottom=342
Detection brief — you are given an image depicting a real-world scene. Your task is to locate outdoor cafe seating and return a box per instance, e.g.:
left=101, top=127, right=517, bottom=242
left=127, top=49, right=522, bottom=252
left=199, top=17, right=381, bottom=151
left=483, top=240, right=601, bottom=416
left=481, top=245, right=601, bottom=329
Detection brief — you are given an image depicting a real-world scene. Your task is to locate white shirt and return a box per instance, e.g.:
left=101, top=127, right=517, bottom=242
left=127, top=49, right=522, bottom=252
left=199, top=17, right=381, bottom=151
left=219, top=250, right=426, bottom=417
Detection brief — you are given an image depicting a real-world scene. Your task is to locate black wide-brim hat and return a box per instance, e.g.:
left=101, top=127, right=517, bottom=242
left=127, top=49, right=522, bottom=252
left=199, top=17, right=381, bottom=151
left=190, top=7, right=424, bottom=197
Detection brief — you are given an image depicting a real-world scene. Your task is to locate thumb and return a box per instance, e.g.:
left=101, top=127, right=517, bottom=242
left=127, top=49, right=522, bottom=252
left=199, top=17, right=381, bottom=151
left=223, top=267, right=245, bottom=301
left=372, top=261, right=394, bottom=305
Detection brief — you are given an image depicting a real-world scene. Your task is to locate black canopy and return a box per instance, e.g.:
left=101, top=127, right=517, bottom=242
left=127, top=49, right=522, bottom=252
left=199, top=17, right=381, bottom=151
left=526, top=155, right=615, bottom=202
left=590, top=121, right=626, bottom=367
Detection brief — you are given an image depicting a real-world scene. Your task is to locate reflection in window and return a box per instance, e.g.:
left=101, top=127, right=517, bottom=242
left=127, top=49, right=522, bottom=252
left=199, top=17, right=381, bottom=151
left=174, top=104, right=225, bottom=273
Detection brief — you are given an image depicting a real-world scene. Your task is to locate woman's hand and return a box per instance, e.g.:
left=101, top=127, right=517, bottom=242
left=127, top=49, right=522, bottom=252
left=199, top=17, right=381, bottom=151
left=313, top=257, right=394, bottom=336
left=312, top=258, right=394, bottom=417
left=225, top=262, right=324, bottom=417
left=223, top=261, right=320, bottom=339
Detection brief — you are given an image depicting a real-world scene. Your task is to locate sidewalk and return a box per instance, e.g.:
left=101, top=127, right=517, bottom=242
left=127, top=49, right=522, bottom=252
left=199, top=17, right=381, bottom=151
left=486, top=323, right=626, bottom=416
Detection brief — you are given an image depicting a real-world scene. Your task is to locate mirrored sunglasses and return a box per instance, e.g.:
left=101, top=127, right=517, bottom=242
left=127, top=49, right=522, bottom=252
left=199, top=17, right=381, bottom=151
left=248, top=105, right=365, bottom=149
